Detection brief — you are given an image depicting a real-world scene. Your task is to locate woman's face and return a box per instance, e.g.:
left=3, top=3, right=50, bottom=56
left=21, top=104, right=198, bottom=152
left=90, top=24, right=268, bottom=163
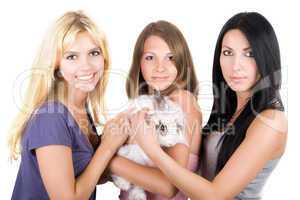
left=59, top=31, right=104, bottom=93
left=220, top=29, right=260, bottom=93
left=140, top=35, right=178, bottom=91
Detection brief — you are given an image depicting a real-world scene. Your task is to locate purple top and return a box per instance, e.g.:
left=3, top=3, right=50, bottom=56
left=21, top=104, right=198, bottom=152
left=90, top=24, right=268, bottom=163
left=11, top=101, right=99, bottom=200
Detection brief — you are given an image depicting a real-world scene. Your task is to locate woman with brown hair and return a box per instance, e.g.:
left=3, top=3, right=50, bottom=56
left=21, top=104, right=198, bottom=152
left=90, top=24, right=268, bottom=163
left=109, top=20, right=202, bottom=200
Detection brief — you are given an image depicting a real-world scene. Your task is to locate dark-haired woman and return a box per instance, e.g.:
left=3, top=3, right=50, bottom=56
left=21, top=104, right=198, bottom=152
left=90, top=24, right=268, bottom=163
left=129, top=12, right=287, bottom=199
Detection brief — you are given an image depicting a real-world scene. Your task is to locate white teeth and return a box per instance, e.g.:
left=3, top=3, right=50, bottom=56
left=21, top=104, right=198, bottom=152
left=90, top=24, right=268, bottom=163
left=77, top=74, right=94, bottom=81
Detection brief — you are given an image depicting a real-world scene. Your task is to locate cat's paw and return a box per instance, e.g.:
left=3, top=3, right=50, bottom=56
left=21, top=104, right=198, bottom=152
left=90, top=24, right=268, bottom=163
left=111, top=175, right=131, bottom=191
left=128, top=187, right=147, bottom=200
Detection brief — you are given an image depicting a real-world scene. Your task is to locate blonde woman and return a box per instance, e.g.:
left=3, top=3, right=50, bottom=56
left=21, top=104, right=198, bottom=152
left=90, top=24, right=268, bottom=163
left=9, top=11, right=129, bottom=200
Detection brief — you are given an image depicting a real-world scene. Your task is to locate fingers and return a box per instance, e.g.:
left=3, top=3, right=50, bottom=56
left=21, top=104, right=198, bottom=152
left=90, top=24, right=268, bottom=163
left=129, top=108, right=149, bottom=121
left=129, top=108, right=156, bottom=137
left=118, top=116, right=131, bottom=136
left=126, top=108, right=152, bottom=127
left=103, top=107, right=153, bottom=139
left=113, top=107, right=136, bottom=121
left=113, top=114, right=131, bottom=136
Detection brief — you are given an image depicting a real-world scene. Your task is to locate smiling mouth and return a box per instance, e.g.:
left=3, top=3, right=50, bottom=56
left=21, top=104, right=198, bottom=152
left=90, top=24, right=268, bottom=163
left=76, top=73, right=95, bottom=81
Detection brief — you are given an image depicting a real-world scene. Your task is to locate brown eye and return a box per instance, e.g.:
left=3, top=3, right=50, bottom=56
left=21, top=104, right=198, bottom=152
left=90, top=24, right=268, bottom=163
left=167, top=55, right=174, bottom=61
left=89, top=50, right=101, bottom=57
left=145, top=55, right=154, bottom=61
left=66, top=54, right=77, bottom=60
left=245, top=51, right=254, bottom=57
left=222, top=50, right=232, bottom=56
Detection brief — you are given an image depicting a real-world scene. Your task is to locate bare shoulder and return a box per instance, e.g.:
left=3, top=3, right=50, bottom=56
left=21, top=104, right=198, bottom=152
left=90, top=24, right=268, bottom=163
left=246, top=109, right=288, bottom=158
left=169, top=90, right=201, bottom=117
left=170, top=89, right=195, bottom=101
left=249, top=109, right=287, bottom=135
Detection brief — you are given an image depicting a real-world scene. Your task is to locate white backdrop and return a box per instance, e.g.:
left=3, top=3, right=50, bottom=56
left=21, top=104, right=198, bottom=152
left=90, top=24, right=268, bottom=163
left=0, top=0, right=298, bottom=199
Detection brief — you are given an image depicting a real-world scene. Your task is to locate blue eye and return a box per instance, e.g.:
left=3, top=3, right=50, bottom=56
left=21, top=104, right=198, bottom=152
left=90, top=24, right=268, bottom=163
left=222, top=50, right=233, bottom=56
left=89, top=50, right=101, bottom=57
left=66, top=54, right=77, bottom=60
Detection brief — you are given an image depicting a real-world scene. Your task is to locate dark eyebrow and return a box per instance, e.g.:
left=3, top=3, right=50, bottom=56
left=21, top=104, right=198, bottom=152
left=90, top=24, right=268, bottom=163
left=222, top=45, right=252, bottom=51
left=243, top=47, right=252, bottom=51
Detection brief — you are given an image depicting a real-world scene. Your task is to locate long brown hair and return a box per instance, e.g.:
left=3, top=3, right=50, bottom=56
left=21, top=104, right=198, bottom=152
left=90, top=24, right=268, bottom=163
left=126, top=20, right=198, bottom=98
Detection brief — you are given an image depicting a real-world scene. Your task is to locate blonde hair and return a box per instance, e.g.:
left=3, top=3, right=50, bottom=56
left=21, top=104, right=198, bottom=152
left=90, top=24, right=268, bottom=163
left=8, top=10, right=110, bottom=160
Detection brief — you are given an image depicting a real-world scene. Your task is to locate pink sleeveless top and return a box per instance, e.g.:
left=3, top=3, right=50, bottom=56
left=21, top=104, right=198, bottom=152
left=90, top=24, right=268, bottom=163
left=119, top=153, right=199, bottom=200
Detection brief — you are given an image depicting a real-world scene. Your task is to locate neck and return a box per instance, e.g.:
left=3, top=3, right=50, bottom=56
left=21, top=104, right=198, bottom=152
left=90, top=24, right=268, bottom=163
left=67, top=88, right=88, bottom=114
left=236, top=90, right=251, bottom=111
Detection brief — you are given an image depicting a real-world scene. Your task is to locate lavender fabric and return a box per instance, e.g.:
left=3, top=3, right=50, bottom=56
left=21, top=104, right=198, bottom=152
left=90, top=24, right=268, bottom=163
left=11, top=101, right=98, bottom=200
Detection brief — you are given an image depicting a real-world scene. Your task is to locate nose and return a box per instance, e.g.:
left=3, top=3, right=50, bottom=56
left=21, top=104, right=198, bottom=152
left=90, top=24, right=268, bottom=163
left=79, top=55, right=92, bottom=71
left=155, top=59, right=166, bottom=72
left=232, top=55, right=242, bottom=72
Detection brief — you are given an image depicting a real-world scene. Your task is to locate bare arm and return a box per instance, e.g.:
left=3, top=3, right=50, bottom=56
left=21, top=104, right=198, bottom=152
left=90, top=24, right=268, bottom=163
left=109, top=143, right=188, bottom=198
left=36, top=143, right=115, bottom=200
left=109, top=90, right=202, bottom=198
left=36, top=114, right=129, bottom=200
left=169, top=90, right=202, bottom=154
left=138, top=109, right=287, bottom=200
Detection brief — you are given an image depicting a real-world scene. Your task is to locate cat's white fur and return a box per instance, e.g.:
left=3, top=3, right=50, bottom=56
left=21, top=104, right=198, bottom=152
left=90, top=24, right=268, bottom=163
left=111, top=95, right=186, bottom=200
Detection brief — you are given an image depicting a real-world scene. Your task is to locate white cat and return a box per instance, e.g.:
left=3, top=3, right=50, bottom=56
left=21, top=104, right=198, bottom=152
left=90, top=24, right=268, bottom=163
left=111, top=94, right=187, bottom=200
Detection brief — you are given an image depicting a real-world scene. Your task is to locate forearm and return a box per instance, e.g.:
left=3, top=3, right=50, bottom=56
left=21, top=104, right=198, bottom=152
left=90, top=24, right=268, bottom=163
left=97, top=168, right=112, bottom=185
left=149, top=148, right=219, bottom=200
left=110, top=156, right=177, bottom=198
left=74, top=143, right=116, bottom=200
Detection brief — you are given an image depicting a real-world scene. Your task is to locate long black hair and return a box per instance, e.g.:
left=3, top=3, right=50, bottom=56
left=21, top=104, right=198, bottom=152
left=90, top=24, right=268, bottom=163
left=202, top=12, right=284, bottom=174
